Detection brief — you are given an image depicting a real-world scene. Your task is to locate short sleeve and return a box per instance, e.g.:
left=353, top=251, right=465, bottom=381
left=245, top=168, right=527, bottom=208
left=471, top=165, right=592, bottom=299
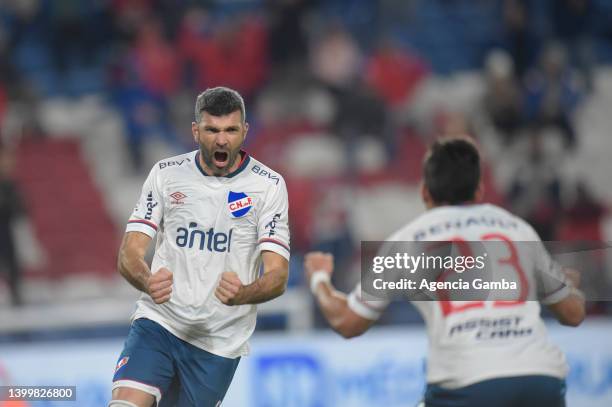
left=522, top=222, right=571, bottom=305
left=126, top=165, right=164, bottom=238
left=348, top=282, right=389, bottom=321
left=533, top=240, right=571, bottom=305
left=257, top=179, right=290, bottom=260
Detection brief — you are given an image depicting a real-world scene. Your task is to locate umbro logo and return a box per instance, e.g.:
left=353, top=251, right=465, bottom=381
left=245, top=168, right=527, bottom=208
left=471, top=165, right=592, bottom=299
left=170, top=191, right=187, bottom=205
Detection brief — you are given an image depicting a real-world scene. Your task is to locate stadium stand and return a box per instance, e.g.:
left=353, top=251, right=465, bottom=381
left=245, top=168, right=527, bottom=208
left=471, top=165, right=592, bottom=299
left=0, top=0, right=611, bottom=338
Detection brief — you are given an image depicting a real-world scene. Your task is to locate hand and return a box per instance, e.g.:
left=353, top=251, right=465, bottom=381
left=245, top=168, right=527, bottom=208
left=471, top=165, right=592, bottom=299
left=215, top=271, right=244, bottom=306
left=563, top=267, right=581, bottom=288
left=304, top=252, right=334, bottom=284
left=147, top=267, right=173, bottom=304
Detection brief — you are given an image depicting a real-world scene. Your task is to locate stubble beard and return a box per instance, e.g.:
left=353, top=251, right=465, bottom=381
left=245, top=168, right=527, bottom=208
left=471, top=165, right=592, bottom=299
left=199, top=144, right=241, bottom=176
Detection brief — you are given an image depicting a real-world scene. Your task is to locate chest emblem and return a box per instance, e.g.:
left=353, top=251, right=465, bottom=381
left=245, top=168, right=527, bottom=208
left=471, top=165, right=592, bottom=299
left=228, top=191, right=253, bottom=218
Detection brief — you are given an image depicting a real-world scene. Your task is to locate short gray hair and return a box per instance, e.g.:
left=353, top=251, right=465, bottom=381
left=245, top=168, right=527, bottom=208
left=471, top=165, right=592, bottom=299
left=194, top=87, right=246, bottom=123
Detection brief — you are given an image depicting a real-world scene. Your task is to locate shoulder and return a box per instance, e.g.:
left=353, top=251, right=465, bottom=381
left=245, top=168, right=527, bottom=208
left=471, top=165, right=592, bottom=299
left=482, top=204, right=539, bottom=239
left=146, top=151, right=197, bottom=183
left=245, top=155, right=286, bottom=189
left=154, top=151, right=197, bottom=173
left=386, top=210, right=430, bottom=241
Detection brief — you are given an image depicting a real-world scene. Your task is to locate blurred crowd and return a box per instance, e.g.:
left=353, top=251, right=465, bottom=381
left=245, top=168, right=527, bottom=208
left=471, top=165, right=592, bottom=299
left=1, top=0, right=612, bottom=314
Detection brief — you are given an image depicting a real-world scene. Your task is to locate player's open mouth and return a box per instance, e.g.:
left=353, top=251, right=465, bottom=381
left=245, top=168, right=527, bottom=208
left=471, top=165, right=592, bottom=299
left=213, top=151, right=229, bottom=167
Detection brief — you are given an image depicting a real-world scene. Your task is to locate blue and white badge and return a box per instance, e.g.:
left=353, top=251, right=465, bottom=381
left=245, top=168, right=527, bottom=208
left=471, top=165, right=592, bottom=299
left=228, top=191, right=253, bottom=218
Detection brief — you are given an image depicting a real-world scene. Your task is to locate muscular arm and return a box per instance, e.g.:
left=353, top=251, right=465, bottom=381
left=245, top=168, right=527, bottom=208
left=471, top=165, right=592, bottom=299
left=118, top=231, right=173, bottom=303
left=239, top=251, right=289, bottom=304
left=547, top=292, right=585, bottom=327
left=305, top=252, right=375, bottom=338
left=546, top=268, right=586, bottom=327
left=117, top=232, right=152, bottom=292
left=312, top=280, right=375, bottom=338
left=215, top=251, right=289, bottom=305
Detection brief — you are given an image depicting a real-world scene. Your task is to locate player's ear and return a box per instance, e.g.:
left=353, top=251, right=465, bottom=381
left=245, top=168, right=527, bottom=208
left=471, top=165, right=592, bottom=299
left=243, top=121, right=249, bottom=139
left=192, top=122, right=199, bottom=142
left=421, top=182, right=434, bottom=209
left=474, top=181, right=485, bottom=202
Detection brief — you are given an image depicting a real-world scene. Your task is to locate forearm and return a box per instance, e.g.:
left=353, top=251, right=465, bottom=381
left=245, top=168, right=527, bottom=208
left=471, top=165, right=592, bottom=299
left=118, top=249, right=151, bottom=293
left=236, top=269, right=287, bottom=305
left=314, top=282, right=351, bottom=332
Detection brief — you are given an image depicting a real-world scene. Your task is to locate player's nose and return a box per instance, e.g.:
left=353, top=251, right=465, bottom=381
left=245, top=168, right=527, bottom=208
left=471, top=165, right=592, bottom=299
left=215, top=133, right=229, bottom=147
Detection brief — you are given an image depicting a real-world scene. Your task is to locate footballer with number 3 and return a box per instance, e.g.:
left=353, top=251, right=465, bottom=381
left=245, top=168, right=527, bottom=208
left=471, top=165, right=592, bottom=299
left=110, top=87, right=290, bottom=407
left=305, top=138, right=585, bottom=407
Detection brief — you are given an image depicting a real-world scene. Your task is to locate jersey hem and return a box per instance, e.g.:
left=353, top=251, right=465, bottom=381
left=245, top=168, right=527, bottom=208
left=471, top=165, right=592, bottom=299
left=347, top=291, right=384, bottom=320
left=126, top=221, right=157, bottom=238
left=259, top=241, right=290, bottom=261
left=132, top=312, right=248, bottom=359
left=541, top=284, right=571, bottom=305
left=428, top=366, right=568, bottom=389
left=112, top=379, right=162, bottom=404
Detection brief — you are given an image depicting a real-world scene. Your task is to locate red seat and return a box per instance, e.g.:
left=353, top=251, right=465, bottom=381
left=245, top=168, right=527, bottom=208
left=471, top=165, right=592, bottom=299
left=15, top=138, right=119, bottom=280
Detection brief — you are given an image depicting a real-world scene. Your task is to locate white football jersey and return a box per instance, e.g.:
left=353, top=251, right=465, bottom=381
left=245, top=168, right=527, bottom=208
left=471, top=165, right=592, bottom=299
left=126, top=150, right=290, bottom=358
left=348, top=204, right=570, bottom=388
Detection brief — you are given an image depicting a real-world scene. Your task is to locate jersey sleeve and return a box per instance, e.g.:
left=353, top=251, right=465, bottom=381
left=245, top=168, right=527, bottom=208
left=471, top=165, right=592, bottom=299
left=533, top=241, right=571, bottom=305
left=348, top=282, right=389, bottom=321
left=524, top=224, right=571, bottom=305
left=257, top=179, right=290, bottom=260
left=125, top=165, right=163, bottom=238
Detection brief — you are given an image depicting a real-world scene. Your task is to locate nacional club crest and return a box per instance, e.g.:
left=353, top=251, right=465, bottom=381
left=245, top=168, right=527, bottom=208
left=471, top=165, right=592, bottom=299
left=115, top=356, right=129, bottom=373
left=228, top=191, right=253, bottom=218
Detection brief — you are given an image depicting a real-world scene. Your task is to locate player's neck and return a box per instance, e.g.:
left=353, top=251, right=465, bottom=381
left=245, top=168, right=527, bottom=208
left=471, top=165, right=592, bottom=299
left=427, top=200, right=480, bottom=209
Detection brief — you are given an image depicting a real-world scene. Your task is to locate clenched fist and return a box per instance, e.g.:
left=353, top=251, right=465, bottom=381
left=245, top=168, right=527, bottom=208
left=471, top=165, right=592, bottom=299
left=147, top=267, right=173, bottom=304
left=304, top=252, right=334, bottom=280
left=215, top=271, right=244, bottom=306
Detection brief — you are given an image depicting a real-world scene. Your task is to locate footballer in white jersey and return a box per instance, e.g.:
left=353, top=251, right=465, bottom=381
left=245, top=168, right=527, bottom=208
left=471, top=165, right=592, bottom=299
left=305, top=137, right=585, bottom=407
left=110, top=87, right=290, bottom=407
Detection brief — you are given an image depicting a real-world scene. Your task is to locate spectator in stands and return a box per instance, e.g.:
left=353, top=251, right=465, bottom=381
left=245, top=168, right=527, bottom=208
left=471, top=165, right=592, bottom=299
left=311, top=25, right=390, bottom=158
left=177, top=5, right=213, bottom=75
left=501, top=0, right=539, bottom=79
left=524, top=43, right=583, bottom=149
left=558, top=180, right=606, bottom=242
left=265, top=0, right=314, bottom=70
left=310, top=23, right=361, bottom=90
left=436, top=110, right=474, bottom=140
left=507, top=134, right=563, bottom=240
left=551, top=0, right=594, bottom=91
left=557, top=179, right=609, bottom=313
left=364, top=38, right=428, bottom=109
left=0, top=25, right=23, bottom=103
left=0, top=144, right=25, bottom=307
left=131, top=19, right=180, bottom=98
left=112, top=76, right=176, bottom=172
left=109, top=0, right=154, bottom=44
left=482, top=49, right=524, bottom=144
left=48, top=0, right=110, bottom=74
left=179, top=12, right=268, bottom=100
left=331, top=84, right=389, bottom=159
left=111, top=19, right=183, bottom=171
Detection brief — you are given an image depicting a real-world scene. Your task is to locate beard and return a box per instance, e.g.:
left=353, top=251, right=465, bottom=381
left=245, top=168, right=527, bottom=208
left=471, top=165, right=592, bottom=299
left=199, top=143, right=242, bottom=176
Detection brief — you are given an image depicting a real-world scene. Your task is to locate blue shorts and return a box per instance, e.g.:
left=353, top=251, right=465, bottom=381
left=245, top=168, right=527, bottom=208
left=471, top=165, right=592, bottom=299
left=424, top=375, right=566, bottom=407
left=112, top=318, right=240, bottom=407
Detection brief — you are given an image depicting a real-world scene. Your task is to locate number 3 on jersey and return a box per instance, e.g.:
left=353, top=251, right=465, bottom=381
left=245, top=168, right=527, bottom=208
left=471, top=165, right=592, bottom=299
left=438, top=234, right=529, bottom=317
